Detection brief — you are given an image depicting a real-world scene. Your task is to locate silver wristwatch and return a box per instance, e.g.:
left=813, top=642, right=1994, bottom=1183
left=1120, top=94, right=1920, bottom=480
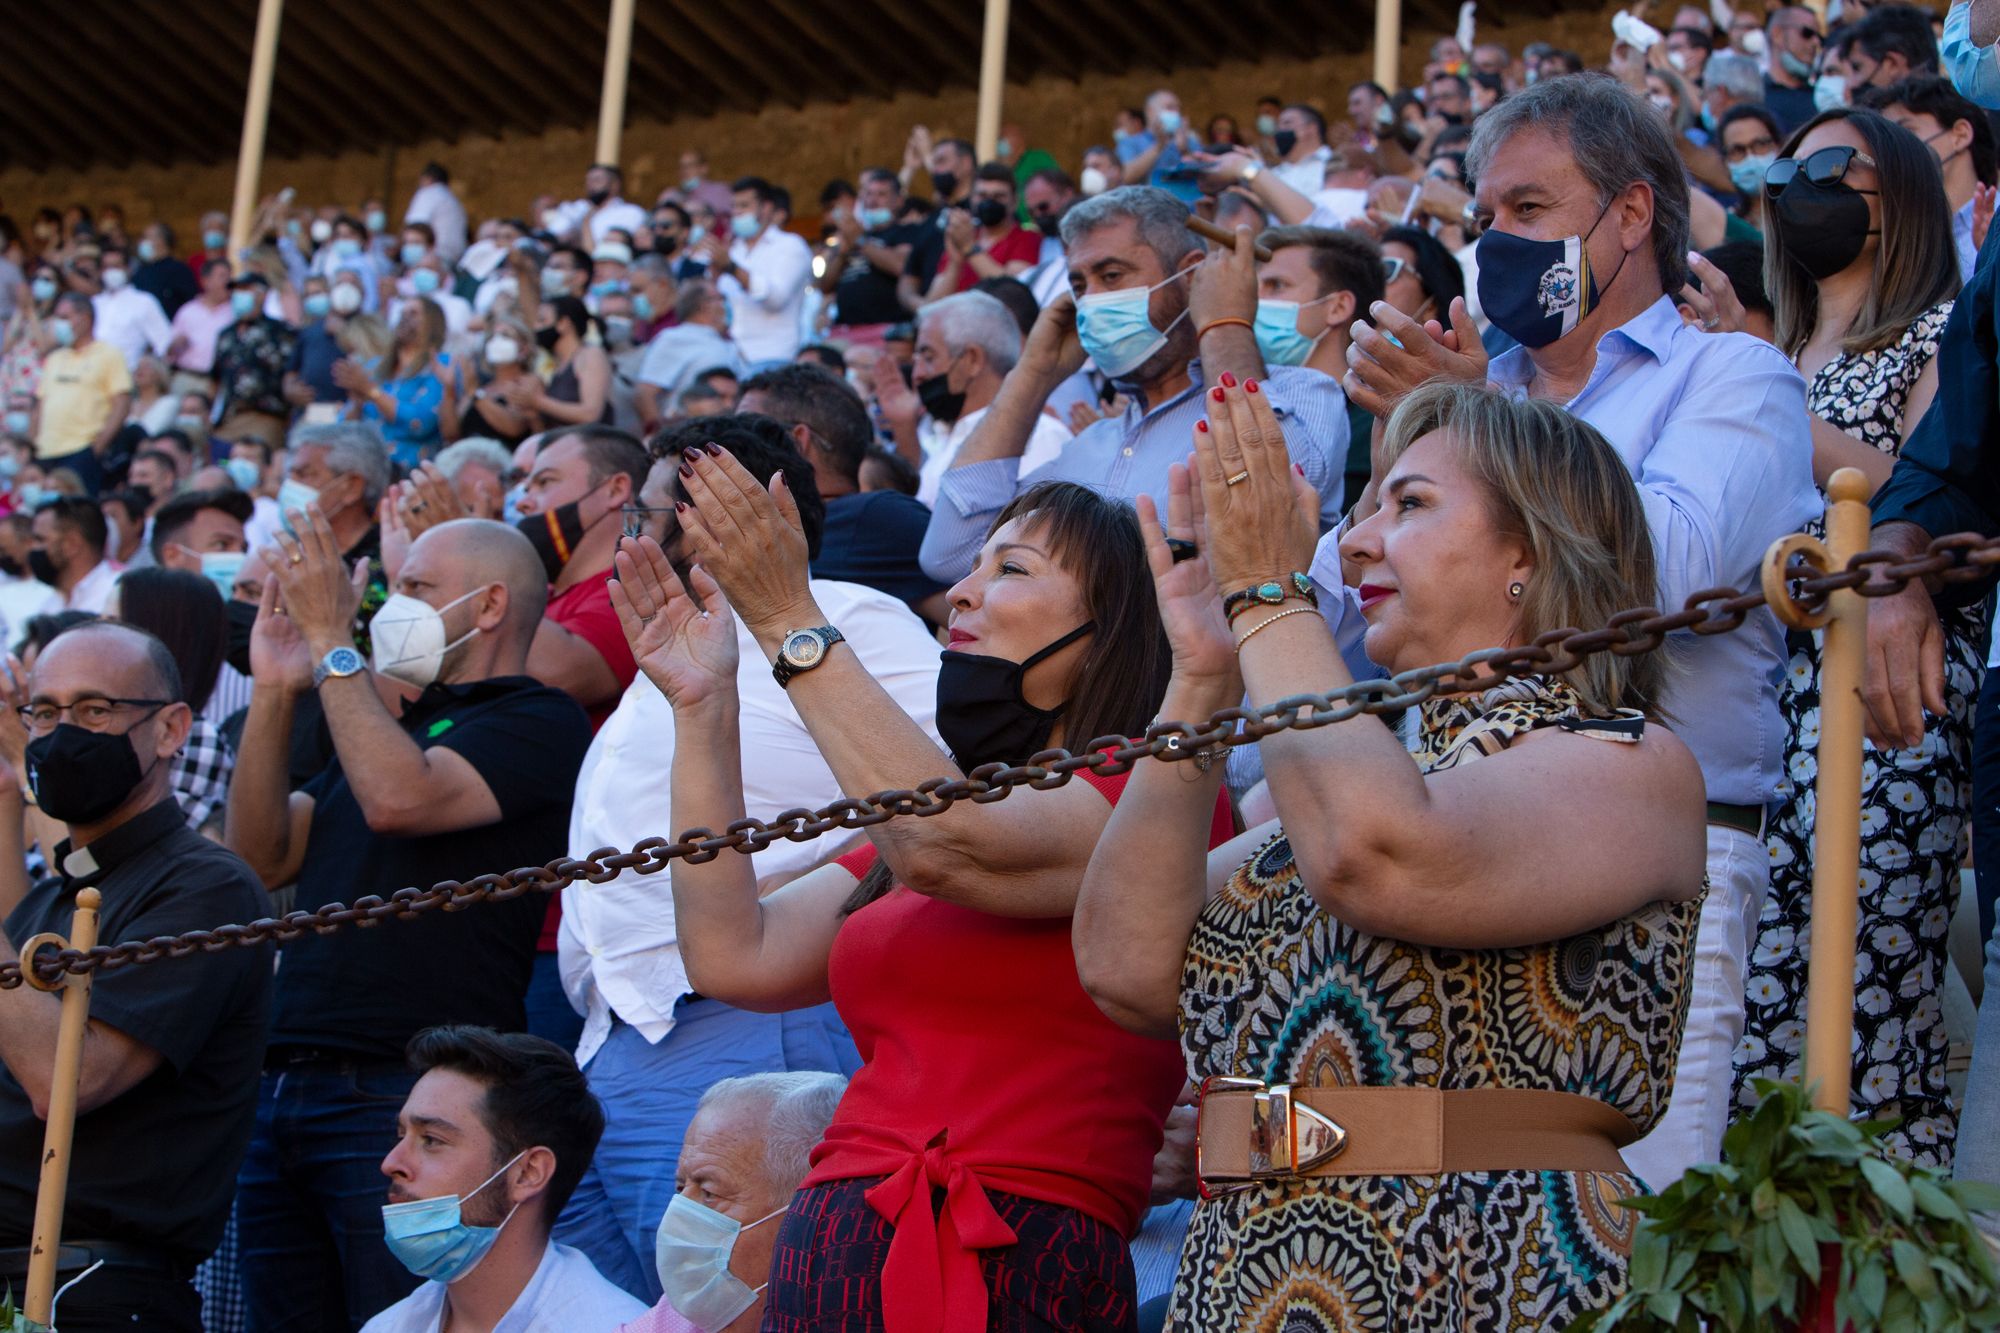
left=771, top=626, right=844, bottom=689
left=312, top=645, right=366, bottom=688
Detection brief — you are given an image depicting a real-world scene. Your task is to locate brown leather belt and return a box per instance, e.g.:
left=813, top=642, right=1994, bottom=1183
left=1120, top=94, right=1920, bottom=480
left=1194, top=1078, right=1638, bottom=1197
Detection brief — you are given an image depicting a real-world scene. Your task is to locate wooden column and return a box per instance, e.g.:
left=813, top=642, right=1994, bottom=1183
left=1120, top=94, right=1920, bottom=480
left=23, top=889, right=102, bottom=1324
left=1803, top=468, right=1872, bottom=1114
left=1374, top=0, right=1404, bottom=94
left=226, top=0, right=285, bottom=264
left=596, top=0, right=639, bottom=166
left=975, top=0, right=1012, bottom=162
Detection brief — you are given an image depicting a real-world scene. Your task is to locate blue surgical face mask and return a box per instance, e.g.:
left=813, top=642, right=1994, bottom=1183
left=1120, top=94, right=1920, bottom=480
left=1814, top=73, right=1850, bottom=113
left=193, top=549, right=246, bottom=601
left=14, top=483, right=47, bottom=511
left=401, top=243, right=428, bottom=267
left=332, top=237, right=362, bottom=259
left=1074, top=267, right=1194, bottom=380
left=381, top=1151, right=525, bottom=1285
left=1729, top=153, right=1775, bottom=196
left=366, top=209, right=388, bottom=233
left=411, top=268, right=441, bottom=295
left=502, top=482, right=527, bottom=524
left=858, top=207, right=894, bottom=230
left=1944, top=1, right=2000, bottom=110
left=1253, top=294, right=1338, bottom=367
left=137, top=240, right=159, bottom=263
left=231, top=291, right=259, bottom=317
left=1699, top=102, right=1719, bottom=134
left=223, top=457, right=262, bottom=492
left=632, top=292, right=654, bottom=322
left=1157, top=109, right=1183, bottom=134
left=730, top=213, right=761, bottom=240
left=655, top=1194, right=787, bottom=1331
left=277, top=477, right=319, bottom=534
left=1474, top=198, right=1624, bottom=351
left=2, top=412, right=27, bottom=438
left=48, top=319, right=74, bottom=348
left=204, top=229, right=228, bottom=251
left=1779, top=47, right=1816, bottom=80
left=30, top=277, right=57, bottom=305
left=304, top=292, right=331, bottom=318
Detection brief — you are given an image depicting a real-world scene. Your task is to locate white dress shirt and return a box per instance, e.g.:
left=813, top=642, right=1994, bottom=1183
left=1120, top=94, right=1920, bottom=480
left=359, top=1242, right=645, bottom=1333
left=64, top=558, right=119, bottom=614
left=917, top=402, right=1072, bottom=507
left=1271, top=145, right=1335, bottom=198
left=545, top=196, right=650, bottom=248
left=91, top=287, right=171, bottom=371
left=0, top=575, right=61, bottom=651
left=404, top=180, right=468, bottom=266
left=634, top=322, right=749, bottom=402
left=560, top=578, right=944, bottom=1066
left=720, top=227, right=813, bottom=364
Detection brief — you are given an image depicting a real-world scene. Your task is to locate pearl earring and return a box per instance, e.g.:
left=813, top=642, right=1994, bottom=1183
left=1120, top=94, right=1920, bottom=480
left=1508, top=581, right=1524, bottom=600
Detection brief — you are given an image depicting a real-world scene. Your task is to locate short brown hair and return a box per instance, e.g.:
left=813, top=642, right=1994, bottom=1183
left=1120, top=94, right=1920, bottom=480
left=1381, top=382, right=1668, bottom=717
left=1256, top=225, right=1386, bottom=311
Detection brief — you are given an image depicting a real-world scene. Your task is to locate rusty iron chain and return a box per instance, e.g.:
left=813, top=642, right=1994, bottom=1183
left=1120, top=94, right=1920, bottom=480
left=5, top=531, right=1995, bottom=991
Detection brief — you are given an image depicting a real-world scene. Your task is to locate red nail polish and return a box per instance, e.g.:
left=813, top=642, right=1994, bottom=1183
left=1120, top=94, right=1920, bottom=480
left=1211, top=386, right=1227, bottom=402
left=1196, top=420, right=1209, bottom=433
left=1219, top=372, right=1237, bottom=388
left=1245, top=378, right=1260, bottom=394
left=674, top=500, right=687, bottom=513
left=1294, top=462, right=1304, bottom=476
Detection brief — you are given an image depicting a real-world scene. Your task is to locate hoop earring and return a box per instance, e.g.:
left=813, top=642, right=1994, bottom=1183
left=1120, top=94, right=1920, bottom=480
left=1508, top=581, right=1524, bottom=601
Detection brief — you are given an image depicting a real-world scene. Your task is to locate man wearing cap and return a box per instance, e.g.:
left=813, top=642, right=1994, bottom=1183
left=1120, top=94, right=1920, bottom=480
left=212, top=274, right=298, bottom=451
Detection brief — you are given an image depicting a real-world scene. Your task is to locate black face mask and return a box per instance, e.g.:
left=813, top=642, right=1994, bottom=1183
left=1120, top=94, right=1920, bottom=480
left=654, top=233, right=680, bottom=257
left=126, top=484, right=153, bottom=511
left=26, top=720, right=159, bottom=824
left=0, top=555, right=21, bottom=579
left=516, top=490, right=600, bottom=582
left=535, top=325, right=560, bottom=352
left=931, top=170, right=959, bottom=202
left=917, top=366, right=967, bottom=425
left=1771, top=176, right=1878, bottom=281
left=28, top=548, right=58, bottom=586
left=586, top=187, right=611, bottom=206
left=972, top=198, right=1008, bottom=229
left=225, top=597, right=259, bottom=676
left=1273, top=129, right=1299, bottom=157
left=1033, top=213, right=1062, bottom=239
left=935, top=622, right=1095, bottom=772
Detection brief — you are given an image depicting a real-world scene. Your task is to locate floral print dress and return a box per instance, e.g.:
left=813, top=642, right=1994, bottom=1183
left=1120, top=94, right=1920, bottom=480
left=1733, top=301, right=1980, bottom=1165
left=1172, top=677, right=1704, bottom=1331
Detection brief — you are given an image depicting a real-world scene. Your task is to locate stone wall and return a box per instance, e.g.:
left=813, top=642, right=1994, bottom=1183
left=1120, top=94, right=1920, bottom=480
left=0, top=0, right=1630, bottom=243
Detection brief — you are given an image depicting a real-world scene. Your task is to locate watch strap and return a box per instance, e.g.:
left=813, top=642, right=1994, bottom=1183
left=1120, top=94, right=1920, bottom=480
left=771, top=626, right=845, bottom=689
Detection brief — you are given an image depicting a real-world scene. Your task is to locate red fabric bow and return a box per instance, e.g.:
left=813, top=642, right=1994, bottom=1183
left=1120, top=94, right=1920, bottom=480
left=863, top=1129, right=1019, bottom=1333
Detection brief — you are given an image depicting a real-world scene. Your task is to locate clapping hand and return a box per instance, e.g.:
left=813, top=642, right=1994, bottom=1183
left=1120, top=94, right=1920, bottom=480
left=0, top=654, right=31, bottom=777
left=1137, top=461, right=1238, bottom=695
left=398, top=461, right=465, bottom=537
left=1190, top=376, right=1320, bottom=597
left=1678, top=250, right=1747, bottom=334
left=268, top=505, right=370, bottom=654
left=676, top=445, right=819, bottom=644
left=248, top=573, right=315, bottom=694
left=608, top=535, right=740, bottom=713
left=1343, top=298, right=1486, bottom=417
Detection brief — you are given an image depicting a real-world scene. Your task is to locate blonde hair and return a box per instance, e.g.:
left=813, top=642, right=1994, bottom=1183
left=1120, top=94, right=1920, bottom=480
left=1380, top=382, right=1667, bottom=717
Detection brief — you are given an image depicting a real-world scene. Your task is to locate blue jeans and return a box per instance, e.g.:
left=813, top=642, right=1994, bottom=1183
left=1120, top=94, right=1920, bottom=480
left=1970, top=667, right=2000, bottom=947
left=554, top=997, right=860, bottom=1303
left=524, top=952, right=585, bottom=1051
left=236, top=1062, right=423, bottom=1332
left=1957, top=912, right=2000, bottom=1218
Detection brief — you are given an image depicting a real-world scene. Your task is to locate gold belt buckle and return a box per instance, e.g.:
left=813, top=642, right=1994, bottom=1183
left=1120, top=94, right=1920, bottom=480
left=1195, top=1075, right=1348, bottom=1199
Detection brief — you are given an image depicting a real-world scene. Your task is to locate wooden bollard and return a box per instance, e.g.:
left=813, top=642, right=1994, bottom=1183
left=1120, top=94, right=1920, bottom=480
left=21, top=887, right=102, bottom=1323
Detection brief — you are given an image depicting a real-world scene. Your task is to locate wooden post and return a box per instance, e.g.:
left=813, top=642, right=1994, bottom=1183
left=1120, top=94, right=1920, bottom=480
left=1803, top=468, right=1872, bottom=1114
left=1374, top=0, right=1404, bottom=94
left=226, top=0, right=285, bottom=265
left=595, top=0, right=638, bottom=167
left=23, top=888, right=101, bottom=1325
left=974, top=0, right=1011, bottom=163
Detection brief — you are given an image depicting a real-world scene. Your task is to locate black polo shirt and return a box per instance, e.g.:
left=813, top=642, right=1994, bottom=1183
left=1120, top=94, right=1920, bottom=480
left=812, top=491, right=949, bottom=616
left=0, top=799, right=272, bottom=1264
left=271, top=676, right=590, bottom=1061
left=835, top=222, right=925, bottom=326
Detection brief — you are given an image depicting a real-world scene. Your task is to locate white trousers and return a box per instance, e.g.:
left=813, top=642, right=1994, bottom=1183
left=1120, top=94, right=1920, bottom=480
left=1624, top=822, right=1769, bottom=1192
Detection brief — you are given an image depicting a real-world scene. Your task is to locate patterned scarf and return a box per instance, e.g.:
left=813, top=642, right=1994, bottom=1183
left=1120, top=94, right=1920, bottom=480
left=1412, top=674, right=1642, bottom=773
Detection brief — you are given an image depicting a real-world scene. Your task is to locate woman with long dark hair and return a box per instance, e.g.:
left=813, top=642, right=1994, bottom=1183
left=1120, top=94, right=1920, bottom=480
left=611, top=455, right=1233, bottom=1332
left=107, top=567, right=233, bottom=834
left=1734, top=106, right=1972, bottom=1163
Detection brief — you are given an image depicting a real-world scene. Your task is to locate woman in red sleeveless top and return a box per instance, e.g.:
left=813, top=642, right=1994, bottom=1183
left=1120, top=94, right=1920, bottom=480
left=607, top=452, right=1234, bottom=1333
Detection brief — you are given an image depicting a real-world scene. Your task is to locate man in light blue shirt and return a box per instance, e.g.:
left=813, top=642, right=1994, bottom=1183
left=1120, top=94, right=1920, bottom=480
left=1861, top=74, right=1995, bottom=285
left=1944, top=0, right=2000, bottom=110
left=1343, top=74, right=1819, bottom=1191
left=918, top=186, right=1349, bottom=585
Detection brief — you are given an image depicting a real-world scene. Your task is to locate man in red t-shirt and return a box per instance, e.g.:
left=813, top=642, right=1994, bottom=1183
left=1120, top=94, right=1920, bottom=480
left=514, top=425, right=649, bottom=729
left=918, top=164, right=1045, bottom=303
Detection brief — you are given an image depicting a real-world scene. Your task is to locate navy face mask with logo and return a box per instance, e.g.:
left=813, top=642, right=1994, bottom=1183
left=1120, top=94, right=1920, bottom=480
left=1474, top=196, right=1628, bottom=349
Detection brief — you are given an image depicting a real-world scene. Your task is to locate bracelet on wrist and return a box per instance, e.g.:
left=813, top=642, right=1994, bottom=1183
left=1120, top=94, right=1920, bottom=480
left=1197, top=316, right=1254, bottom=341
left=1232, top=604, right=1316, bottom=654
left=1222, top=573, right=1317, bottom=624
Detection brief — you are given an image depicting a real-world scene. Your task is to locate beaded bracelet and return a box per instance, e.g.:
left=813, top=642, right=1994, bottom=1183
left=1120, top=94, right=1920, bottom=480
left=1233, top=605, right=1316, bottom=655
left=1222, top=573, right=1317, bottom=624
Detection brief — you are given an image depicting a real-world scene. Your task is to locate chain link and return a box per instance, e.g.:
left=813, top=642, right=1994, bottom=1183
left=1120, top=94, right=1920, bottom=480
left=6, top=532, right=1992, bottom=991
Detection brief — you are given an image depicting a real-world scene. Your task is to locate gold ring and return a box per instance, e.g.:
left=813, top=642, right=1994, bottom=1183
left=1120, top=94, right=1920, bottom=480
left=1225, top=470, right=1251, bottom=486
left=289, top=552, right=303, bottom=564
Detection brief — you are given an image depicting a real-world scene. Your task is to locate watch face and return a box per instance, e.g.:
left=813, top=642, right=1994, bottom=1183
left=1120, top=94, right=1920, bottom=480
left=782, top=629, right=825, bottom=669
left=327, top=647, right=364, bottom=676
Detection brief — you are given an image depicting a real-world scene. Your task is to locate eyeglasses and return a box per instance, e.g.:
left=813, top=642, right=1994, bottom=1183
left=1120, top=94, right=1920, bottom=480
left=19, top=697, right=170, bottom=735
left=1724, top=137, right=1779, bottom=163
left=1381, top=256, right=1409, bottom=284
left=621, top=505, right=678, bottom=538
left=1763, top=145, right=1877, bottom=200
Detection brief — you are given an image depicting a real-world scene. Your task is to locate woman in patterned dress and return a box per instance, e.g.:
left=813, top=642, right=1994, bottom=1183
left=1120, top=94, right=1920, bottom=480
left=1073, top=380, right=1709, bottom=1329
left=1731, top=107, right=1973, bottom=1163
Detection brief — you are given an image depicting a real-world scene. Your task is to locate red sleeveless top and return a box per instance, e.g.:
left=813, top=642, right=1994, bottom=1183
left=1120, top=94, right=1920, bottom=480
left=804, top=765, right=1234, bottom=1333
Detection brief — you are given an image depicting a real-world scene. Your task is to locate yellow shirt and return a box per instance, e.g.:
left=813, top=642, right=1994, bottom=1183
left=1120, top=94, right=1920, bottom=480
left=35, top=340, right=131, bottom=460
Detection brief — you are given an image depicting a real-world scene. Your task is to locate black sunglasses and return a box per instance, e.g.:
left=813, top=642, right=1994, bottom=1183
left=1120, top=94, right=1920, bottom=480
left=1764, top=145, right=1877, bottom=201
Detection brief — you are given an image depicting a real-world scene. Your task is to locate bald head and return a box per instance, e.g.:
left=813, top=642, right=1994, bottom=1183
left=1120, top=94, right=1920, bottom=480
left=400, top=519, right=548, bottom=645
left=36, top=620, right=182, bottom=704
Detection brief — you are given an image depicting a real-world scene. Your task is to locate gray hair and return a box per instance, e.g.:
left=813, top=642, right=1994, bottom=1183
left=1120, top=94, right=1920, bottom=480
left=1058, top=186, right=1203, bottom=274
left=287, top=421, right=391, bottom=509
left=1465, top=72, right=1691, bottom=294
left=631, top=253, right=674, bottom=283
left=693, top=1072, right=847, bottom=1193
left=916, top=291, right=1022, bottom=375
left=433, top=437, right=515, bottom=482
left=1703, top=51, right=1765, bottom=101
left=674, top=277, right=717, bottom=323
